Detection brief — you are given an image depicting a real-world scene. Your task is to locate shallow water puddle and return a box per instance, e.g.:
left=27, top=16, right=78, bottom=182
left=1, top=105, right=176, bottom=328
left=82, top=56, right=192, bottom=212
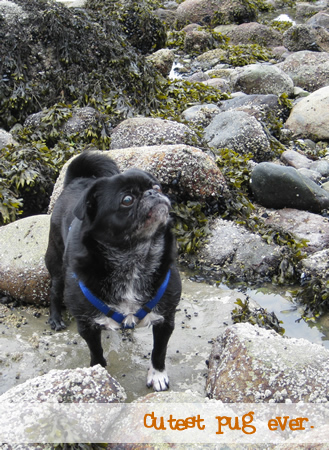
left=1, top=272, right=328, bottom=401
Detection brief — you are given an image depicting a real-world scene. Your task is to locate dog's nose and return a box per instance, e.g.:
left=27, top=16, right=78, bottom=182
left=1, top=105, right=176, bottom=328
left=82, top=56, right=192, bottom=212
left=144, top=189, right=162, bottom=198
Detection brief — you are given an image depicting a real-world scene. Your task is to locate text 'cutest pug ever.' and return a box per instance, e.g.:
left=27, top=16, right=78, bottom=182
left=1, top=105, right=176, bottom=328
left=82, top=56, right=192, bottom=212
left=45, top=151, right=181, bottom=391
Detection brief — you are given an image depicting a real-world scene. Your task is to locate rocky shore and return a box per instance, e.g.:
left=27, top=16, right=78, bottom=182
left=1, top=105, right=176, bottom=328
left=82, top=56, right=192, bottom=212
left=1, top=0, right=329, bottom=442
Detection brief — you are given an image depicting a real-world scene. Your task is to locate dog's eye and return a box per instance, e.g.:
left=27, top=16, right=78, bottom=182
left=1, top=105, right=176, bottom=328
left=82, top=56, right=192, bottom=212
left=121, top=194, right=134, bottom=206
left=153, top=184, right=161, bottom=192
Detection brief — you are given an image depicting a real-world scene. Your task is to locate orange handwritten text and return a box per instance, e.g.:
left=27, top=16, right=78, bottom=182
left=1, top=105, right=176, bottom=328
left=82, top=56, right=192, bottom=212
left=144, top=412, right=205, bottom=431
left=268, top=416, right=309, bottom=431
left=215, top=412, right=256, bottom=435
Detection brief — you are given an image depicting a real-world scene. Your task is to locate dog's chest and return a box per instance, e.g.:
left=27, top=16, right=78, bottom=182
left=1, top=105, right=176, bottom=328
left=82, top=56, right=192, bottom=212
left=94, top=239, right=165, bottom=328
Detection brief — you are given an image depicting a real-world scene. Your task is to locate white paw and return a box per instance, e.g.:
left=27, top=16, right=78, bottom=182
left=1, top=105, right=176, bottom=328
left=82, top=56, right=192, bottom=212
left=147, top=364, right=169, bottom=391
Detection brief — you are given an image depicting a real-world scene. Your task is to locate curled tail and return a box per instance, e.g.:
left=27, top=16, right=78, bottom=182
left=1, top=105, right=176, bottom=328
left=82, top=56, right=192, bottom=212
left=64, top=150, right=120, bottom=187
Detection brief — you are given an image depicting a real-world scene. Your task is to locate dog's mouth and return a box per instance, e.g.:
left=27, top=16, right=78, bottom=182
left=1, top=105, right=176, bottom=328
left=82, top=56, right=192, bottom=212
left=145, top=202, right=170, bottom=227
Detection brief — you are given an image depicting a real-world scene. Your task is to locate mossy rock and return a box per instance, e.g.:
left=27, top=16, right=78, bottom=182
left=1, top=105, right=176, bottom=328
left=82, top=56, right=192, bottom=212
left=0, top=0, right=160, bottom=129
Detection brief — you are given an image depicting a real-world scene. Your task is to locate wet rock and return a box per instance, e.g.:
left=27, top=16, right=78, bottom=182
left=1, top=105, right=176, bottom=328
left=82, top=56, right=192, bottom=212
left=0, top=215, right=50, bottom=304
left=300, top=248, right=329, bottom=281
left=283, top=24, right=327, bottom=52
left=0, top=365, right=126, bottom=402
left=206, top=323, right=329, bottom=402
left=216, top=93, right=290, bottom=122
left=203, top=110, right=272, bottom=162
left=230, top=64, right=294, bottom=96
left=194, top=48, right=228, bottom=70
left=280, top=149, right=312, bottom=169
left=24, top=106, right=103, bottom=137
left=285, top=86, right=329, bottom=141
left=217, top=22, right=283, bottom=47
left=110, top=117, right=200, bottom=149
left=49, top=146, right=228, bottom=211
left=277, top=51, right=329, bottom=92
left=176, top=0, right=257, bottom=27
left=198, top=217, right=284, bottom=283
left=296, top=2, right=326, bottom=21
left=306, top=10, right=329, bottom=30
left=251, top=162, right=329, bottom=213
left=182, top=103, right=221, bottom=127
left=0, top=129, right=17, bottom=149
left=184, top=29, right=214, bottom=53
left=263, top=208, right=329, bottom=255
left=146, top=48, right=175, bottom=77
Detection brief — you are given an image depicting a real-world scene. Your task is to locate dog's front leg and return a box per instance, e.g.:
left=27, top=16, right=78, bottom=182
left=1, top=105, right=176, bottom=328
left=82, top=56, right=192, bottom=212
left=77, top=321, right=107, bottom=367
left=147, top=321, right=174, bottom=391
left=49, top=278, right=66, bottom=331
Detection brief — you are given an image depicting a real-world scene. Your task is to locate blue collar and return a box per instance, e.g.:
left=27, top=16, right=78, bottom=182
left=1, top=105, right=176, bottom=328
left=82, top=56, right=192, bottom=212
left=76, top=269, right=171, bottom=329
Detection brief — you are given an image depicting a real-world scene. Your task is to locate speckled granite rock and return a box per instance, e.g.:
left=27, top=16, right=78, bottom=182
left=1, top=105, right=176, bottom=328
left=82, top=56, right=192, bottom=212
left=206, top=323, right=329, bottom=403
left=110, top=117, right=200, bottom=149
left=0, top=215, right=50, bottom=304
left=48, top=146, right=228, bottom=212
left=0, top=365, right=126, bottom=403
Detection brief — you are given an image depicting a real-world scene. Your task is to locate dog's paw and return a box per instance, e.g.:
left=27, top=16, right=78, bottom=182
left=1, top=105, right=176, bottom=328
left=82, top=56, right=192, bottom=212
left=147, top=365, right=169, bottom=391
left=49, top=316, right=66, bottom=331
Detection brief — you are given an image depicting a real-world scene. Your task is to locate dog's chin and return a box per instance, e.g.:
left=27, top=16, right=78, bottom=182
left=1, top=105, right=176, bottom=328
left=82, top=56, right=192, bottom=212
left=136, top=203, right=170, bottom=238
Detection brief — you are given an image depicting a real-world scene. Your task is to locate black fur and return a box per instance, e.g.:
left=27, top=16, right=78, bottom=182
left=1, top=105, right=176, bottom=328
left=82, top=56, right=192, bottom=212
left=45, top=151, right=181, bottom=391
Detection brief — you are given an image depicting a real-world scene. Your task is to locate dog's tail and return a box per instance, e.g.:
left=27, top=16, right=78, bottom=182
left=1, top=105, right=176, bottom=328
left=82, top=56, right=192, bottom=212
left=64, top=151, right=120, bottom=187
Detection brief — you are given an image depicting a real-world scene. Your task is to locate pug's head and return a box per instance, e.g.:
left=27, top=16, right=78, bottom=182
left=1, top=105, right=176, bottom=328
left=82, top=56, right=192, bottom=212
left=74, top=169, right=171, bottom=246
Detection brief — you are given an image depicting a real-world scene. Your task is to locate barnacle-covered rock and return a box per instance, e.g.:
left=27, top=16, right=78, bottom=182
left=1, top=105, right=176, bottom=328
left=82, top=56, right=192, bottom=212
left=48, top=146, right=228, bottom=211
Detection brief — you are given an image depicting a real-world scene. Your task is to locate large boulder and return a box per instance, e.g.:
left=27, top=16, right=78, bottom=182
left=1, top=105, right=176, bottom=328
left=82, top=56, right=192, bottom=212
left=283, top=24, right=329, bottom=52
left=251, top=162, right=329, bottom=213
left=49, top=146, right=228, bottom=210
left=206, top=323, right=329, bottom=402
left=197, top=218, right=285, bottom=283
left=0, top=215, right=50, bottom=304
left=285, top=86, right=329, bottom=141
left=216, top=22, right=283, bottom=47
left=110, top=117, right=200, bottom=149
left=176, top=0, right=257, bottom=27
left=203, top=110, right=271, bottom=161
left=0, top=365, right=126, bottom=402
left=277, top=51, right=329, bottom=92
left=230, top=64, right=294, bottom=96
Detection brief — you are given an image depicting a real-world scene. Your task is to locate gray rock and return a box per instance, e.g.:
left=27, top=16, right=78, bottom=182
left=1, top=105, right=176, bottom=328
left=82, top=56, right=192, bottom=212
left=264, top=208, right=329, bottom=255
left=283, top=24, right=325, bottom=52
left=206, top=323, right=329, bottom=402
left=298, top=167, right=322, bottom=183
left=221, top=22, right=283, bottom=47
left=0, top=215, right=50, bottom=304
left=0, top=364, right=126, bottom=402
left=285, top=86, right=329, bottom=141
left=146, top=48, right=175, bottom=77
left=203, top=110, right=271, bottom=162
left=310, top=158, right=329, bottom=177
left=280, top=149, right=312, bottom=169
left=62, top=106, right=101, bottom=135
left=198, top=218, right=284, bottom=283
left=306, top=11, right=329, bottom=30
left=110, top=117, right=200, bottom=149
left=184, top=29, right=214, bottom=53
left=217, top=93, right=289, bottom=121
left=181, top=103, right=221, bottom=127
left=48, top=146, right=228, bottom=211
left=0, top=128, right=17, bottom=149
left=251, top=162, right=329, bottom=213
left=300, top=248, right=329, bottom=281
left=277, top=50, right=329, bottom=92
left=176, top=0, right=257, bottom=27
left=230, top=63, right=294, bottom=96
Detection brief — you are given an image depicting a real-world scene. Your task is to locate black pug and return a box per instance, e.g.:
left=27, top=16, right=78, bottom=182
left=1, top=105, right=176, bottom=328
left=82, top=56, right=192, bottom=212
left=45, top=150, right=181, bottom=391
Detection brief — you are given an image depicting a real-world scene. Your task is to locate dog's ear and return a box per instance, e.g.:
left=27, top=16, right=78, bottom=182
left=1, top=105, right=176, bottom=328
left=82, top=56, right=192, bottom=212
left=74, top=187, right=98, bottom=221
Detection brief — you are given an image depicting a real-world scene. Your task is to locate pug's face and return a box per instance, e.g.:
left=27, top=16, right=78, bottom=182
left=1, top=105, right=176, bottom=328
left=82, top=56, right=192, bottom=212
left=74, top=169, right=171, bottom=246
